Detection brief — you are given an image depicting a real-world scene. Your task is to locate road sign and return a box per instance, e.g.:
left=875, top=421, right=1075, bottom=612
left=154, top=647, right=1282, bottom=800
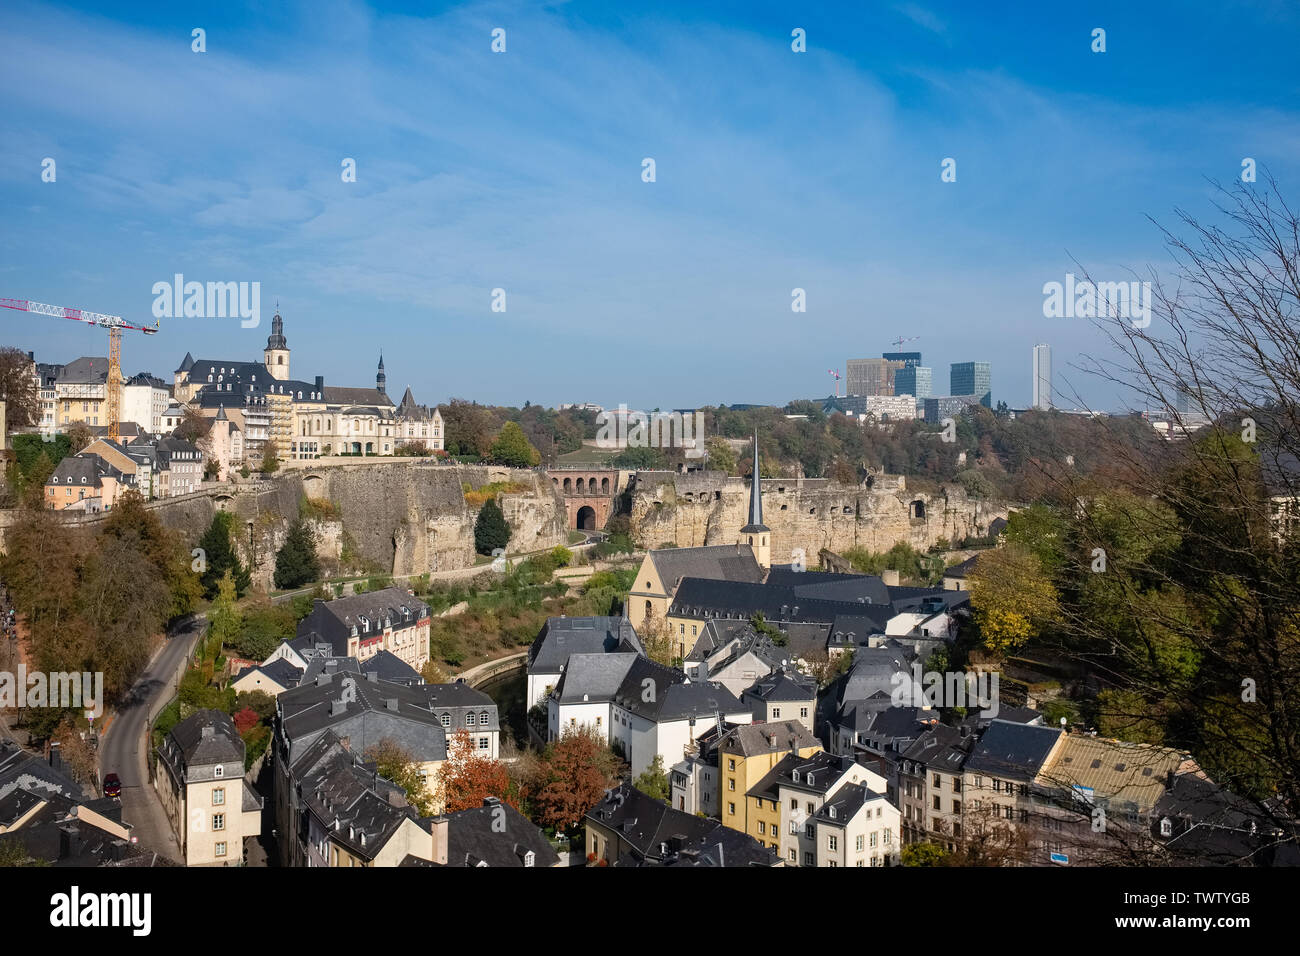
left=1050, top=851, right=1069, bottom=864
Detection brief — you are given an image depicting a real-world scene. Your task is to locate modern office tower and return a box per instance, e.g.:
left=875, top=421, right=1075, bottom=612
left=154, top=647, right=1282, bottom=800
left=847, top=358, right=902, bottom=396
left=1032, top=344, right=1052, bottom=410
left=1173, top=388, right=1191, bottom=415
left=894, top=365, right=932, bottom=398
left=882, top=351, right=923, bottom=367
left=950, top=361, right=992, bottom=408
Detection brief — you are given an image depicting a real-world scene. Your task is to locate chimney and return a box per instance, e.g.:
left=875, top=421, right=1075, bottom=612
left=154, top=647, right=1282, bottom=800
left=483, top=796, right=501, bottom=808
left=330, top=699, right=347, bottom=717
left=367, top=671, right=379, bottom=683
left=200, top=724, right=215, bottom=739
left=59, top=825, right=84, bottom=860
left=48, top=740, right=63, bottom=772
left=881, top=569, right=900, bottom=587
left=430, top=817, right=449, bottom=866
left=315, top=375, right=324, bottom=391
left=386, top=698, right=399, bottom=711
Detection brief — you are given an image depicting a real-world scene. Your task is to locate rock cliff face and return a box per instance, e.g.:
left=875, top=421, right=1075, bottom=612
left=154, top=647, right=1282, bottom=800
left=627, top=471, right=1005, bottom=563
left=0, top=463, right=568, bottom=590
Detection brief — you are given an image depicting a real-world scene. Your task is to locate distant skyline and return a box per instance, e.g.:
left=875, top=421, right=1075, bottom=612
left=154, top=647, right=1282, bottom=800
left=2, top=1, right=1298, bottom=412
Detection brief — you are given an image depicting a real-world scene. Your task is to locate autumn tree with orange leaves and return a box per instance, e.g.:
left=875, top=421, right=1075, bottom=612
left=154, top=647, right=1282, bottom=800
left=530, top=726, right=624, bottom=831
left=437, top=728, right=513, bottom=813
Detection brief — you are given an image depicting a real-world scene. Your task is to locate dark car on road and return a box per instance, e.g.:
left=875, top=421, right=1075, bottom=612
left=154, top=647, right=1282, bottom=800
left=103, top=773, right=121, bottom=798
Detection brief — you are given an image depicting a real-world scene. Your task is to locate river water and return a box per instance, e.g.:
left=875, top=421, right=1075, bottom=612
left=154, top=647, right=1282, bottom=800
left=477, top=665, right=527, bottom=748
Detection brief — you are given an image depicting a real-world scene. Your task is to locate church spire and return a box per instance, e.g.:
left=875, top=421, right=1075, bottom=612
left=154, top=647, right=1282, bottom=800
left=740, top=431, right=768, bottom=533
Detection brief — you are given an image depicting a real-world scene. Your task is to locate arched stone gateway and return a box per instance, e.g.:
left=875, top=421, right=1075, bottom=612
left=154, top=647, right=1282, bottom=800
left=546, top=468, right=622, bottom=531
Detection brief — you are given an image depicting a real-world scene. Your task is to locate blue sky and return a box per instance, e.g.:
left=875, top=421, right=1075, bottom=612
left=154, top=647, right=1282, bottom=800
left=1, top=0, right=1297, bottom=412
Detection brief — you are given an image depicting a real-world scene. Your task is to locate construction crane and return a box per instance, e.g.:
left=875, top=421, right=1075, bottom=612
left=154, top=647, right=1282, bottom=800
left=889, top=335, right=920, bottom=350
left=827, top=368, right=841, bottom=397
left=1, top=297, right=158, bottom=441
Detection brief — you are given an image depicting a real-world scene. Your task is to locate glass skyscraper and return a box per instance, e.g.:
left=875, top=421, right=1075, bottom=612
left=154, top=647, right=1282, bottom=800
left=950, top=361, right=992, bottom=408
left=895, top=365, right=932, bottom=398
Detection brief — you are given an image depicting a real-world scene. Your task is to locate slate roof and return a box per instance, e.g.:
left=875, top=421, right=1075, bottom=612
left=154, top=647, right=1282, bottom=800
left=0, top=811, right=179, bottom=867
left=235, top=657, right=305, bottom=690
left=588, top=783, right=777, bottom=866
left=528, top=616, right=643, bottom=672
left=45, top=453, right=123, bottom=488
left=154, top=435, right=201, bottom=467
left=126, top=372, right=168, bottom=388
left=1154, top=772, right=1298, bottom=866
left=301, top=654, right=363, bottom=685
left=820, top=647, right=915, bottom=726
left=296, top=588, right=431, bottom=657
left=685, top=618, right=752, bottom=661
left=0, top=740, right=85, bottom=804
left=165, top=709, right=244, bottom=768
left=748, top=751, right=862, bottom=801
left=610, top=657, right=747, bottom=722
left=553, top=652, right=640, bottom=704
left=422, top=681, right=496, bottom=712
left=323, top=385, right=393, bottom=407
left=827, top=611, right=893, bottom=647
left=360, top=650, right=423, bottom=685
left=813, top=781, right=891, bottom=826
left=764, top=567, right=892, bottom=605
left=56, top=356, right=109, bottom=385
left=943, top=554, right=981, bottom=579
left=438, top=798, right=560, bottom=868
left=900, top=723, right=979, bottom=774
left=647, top=545, right=765, bottom=592
left=277, top=671, right=447, bottom=765
left=699, top=624, right=786, bottom=675
left=649, top=822, right=780, bottom=867
left=964, top=719, right=1063, bottom=782
left=745, top=667, right=818, bottom=703
left=837, top=705, right=936, bottom=752
left=669, top=577, right=887, bottom=627
left=717, top=720, right=820, bottom=758
left=292, top=732, right=416, bottom=862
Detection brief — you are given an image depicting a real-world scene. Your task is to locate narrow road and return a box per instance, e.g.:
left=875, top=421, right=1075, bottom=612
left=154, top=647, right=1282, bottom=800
left=98, top=614, right=206, bottom=862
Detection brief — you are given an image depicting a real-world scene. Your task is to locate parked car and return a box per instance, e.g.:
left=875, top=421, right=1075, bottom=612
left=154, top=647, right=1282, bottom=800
left=103, top=773, right=121, bottom=798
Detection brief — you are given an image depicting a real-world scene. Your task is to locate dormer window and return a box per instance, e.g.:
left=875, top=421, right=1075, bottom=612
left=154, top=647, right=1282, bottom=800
left=807, top=773, right=814, bottom=786
left=1160, top=817, right=1173, bottom=837
left=829, top=806, right=836, bottom=819
left=214, top=765, right=224, bottom=778
left=523, top=850, right=535, bottom=867
left=792, top=771, right=800, bottom=783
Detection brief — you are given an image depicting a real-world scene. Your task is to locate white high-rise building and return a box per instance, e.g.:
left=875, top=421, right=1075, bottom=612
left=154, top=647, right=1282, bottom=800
left=1032, top=344, right=1052, bottom=410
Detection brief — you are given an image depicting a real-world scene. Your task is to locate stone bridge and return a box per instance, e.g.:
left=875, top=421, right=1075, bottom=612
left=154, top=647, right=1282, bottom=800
left=545, top=467, right=625, bottom=531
